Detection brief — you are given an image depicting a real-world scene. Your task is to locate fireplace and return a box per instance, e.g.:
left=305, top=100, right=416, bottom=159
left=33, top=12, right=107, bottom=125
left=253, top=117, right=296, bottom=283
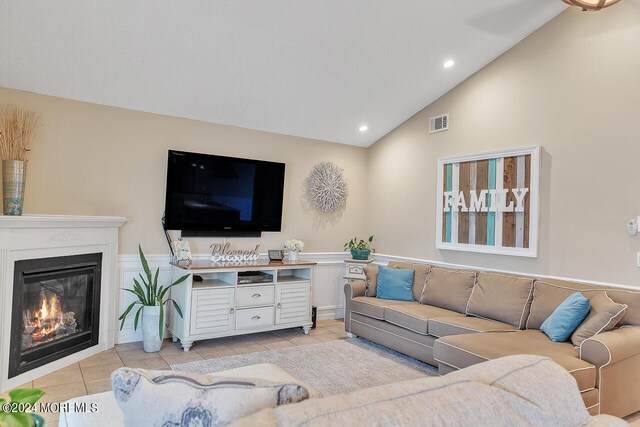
left=9, top=253, right=102, bottom=378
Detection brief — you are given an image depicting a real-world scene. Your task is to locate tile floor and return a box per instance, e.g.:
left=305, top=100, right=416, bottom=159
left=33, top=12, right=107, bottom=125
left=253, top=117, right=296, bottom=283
left=8, top=318, right=640, bottom=426
left=12, top=319, right=346, bottom=427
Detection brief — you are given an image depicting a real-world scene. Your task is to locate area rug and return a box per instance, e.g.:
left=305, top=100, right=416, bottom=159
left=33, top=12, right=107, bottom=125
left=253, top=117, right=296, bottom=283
left=170, top=338, right=437, bottom=396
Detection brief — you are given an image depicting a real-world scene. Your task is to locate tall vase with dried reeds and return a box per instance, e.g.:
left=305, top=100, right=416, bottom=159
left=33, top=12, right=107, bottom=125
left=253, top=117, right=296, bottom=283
left=0, top=106, right=40, bottom=215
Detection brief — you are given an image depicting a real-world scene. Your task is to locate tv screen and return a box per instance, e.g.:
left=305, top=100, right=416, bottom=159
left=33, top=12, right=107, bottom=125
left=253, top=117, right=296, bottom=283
left=163, top=150, right=285, bottom=236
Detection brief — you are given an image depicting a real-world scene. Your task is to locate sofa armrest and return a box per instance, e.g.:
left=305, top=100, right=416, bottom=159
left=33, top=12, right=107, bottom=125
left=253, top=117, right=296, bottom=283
left=344, top=280, right=366, bottom=299
left=580, top=326, right=640, bottom=367
left=343, top=280, right=366, bottom=333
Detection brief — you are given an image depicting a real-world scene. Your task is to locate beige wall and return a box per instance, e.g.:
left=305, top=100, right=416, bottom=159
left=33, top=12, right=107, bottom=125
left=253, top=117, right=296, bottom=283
left=367, top=4, right=640, bottom=286
left=0, top=88, right=368, bottom=255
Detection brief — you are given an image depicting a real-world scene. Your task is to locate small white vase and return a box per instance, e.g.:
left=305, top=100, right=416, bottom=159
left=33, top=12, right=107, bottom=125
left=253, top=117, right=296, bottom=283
left=142, top=305, right=163, bottom=352
left=288, top=250, right=299, bottom=262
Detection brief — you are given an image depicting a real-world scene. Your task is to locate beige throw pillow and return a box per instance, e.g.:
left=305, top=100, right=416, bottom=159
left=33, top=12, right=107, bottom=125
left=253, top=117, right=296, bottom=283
left=363, top=266, right=379, bottom=297
left=420, top=268, right=477, bottom=313
left=111, top=368, right=309, bottom=426
left=466, top=273, right=534, bottom=329
left=571, top=292, right=628, bottom=347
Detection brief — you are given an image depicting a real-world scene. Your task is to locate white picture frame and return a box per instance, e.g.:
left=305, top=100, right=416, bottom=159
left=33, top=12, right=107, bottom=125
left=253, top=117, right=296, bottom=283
left=435, top=145, right=541, bottom=258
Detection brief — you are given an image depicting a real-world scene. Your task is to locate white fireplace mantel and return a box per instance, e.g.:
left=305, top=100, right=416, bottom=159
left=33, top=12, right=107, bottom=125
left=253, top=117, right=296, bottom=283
left=0, top=214, right=127, bottom=392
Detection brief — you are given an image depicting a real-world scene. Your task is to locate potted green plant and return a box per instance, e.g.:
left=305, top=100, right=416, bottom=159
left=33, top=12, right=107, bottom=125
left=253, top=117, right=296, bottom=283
left=344, top=235, right=375, bottom=260
left=119, top=245, right=190, bottom=352
left=0, top=388, right=45, bottom=427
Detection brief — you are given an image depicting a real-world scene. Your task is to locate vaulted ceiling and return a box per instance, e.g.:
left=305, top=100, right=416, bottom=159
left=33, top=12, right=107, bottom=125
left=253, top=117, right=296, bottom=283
left=0, top=1, right=566, bottom=146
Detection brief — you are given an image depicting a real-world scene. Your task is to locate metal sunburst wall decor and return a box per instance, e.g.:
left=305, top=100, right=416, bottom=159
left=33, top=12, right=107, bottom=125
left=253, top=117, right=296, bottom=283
left=304, top=162, right=349, bottom=213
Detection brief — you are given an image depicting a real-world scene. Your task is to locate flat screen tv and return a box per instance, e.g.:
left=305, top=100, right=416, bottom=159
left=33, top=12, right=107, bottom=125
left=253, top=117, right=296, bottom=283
left=163, top=150, right=286, bottom=237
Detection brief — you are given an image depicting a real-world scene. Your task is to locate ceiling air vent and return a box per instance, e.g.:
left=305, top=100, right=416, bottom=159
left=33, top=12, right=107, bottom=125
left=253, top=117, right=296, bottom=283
left=429, top=113, right=449, bottom=134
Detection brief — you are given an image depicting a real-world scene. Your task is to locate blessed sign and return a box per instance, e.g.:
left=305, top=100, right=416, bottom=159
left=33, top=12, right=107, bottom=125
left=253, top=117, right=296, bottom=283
left=435, top=146, right=540, bottom=257
left=210, top=243, right=261, bottom=262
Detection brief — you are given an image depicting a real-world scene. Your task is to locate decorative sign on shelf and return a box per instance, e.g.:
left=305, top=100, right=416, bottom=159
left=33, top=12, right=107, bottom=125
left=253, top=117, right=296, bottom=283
left=210, top=243, right=261, bottom=262
left=435, top=145, right=540, bottom=258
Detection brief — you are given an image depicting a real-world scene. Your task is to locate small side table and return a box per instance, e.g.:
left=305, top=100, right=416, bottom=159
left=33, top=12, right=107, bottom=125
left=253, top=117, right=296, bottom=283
left=343, top=258, right=374, bottom=282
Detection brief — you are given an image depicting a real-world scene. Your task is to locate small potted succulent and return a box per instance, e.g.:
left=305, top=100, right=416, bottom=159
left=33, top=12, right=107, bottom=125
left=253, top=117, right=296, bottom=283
left=344, top=235, right=374, bottom=260
left=284, top=239, right=304, bottom=262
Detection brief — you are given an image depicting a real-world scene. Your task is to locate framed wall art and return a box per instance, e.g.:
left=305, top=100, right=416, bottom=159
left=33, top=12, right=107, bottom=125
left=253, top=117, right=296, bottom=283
left=435, top=145, right=540, bottom=257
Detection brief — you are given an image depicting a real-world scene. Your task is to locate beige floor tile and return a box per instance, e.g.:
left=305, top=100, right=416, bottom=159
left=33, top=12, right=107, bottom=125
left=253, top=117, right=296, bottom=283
left=84, top=377, right=112, bottom=394
left=9, top=381, right=32, bottom=391
left=34, top=366, right=84, bottom=388
left=80, top=362, right=124, bottom=382
left=219, top=335, right=254, bottom=345
left=161, top=352, right=204, bottom=365
left=288, top=335, right=323, bottom=345
left=273, top=328, right=307, bottom=337
left=314, top=333, right=343, bottom=342
left=226, top=343, right=268, bottom=354
left=124, top=356, right=170, bottom=370
left=262, top=340, right=297, bottom=350
left=194, top=338, right=233, bottom=350
left=118, top=348, right=161, bottom=362
left=79, top=351, right=123, bottom=368
left=195, top=346, right=237, bottom=359
left=115, top=341, right=144, bottom=352
left=57, top=362, right=81, bottom=373
left=39, top=382, right=86, bottom=403
left=159, top=341, right=187, bottom=355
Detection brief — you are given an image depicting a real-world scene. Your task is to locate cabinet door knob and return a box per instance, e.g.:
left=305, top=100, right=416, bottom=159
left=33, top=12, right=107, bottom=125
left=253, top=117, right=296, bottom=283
left=230, top=308, right=234, bottom=314
left=252, top=315, right=261, bottom=320
left=252, top=293, right=261, bottom=298
left=277, top=303, right=281, bottom=309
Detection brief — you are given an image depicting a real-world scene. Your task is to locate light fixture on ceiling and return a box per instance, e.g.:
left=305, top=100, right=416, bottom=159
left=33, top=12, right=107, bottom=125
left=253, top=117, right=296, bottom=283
left=443, top=60, right=455, bottom=69
left=562, top=0, right=620, bottom=11
left=359, top=125, right=368, bottom=132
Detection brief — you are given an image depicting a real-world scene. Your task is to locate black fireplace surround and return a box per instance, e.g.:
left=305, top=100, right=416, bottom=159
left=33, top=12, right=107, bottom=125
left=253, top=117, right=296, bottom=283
left=9, top=253, right=102, bottom=378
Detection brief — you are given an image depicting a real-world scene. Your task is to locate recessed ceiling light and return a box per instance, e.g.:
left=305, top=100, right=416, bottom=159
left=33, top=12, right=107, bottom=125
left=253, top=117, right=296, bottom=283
left=443, top=59, right=455, bottom=69
left=359, top=125, right=368, bottom=132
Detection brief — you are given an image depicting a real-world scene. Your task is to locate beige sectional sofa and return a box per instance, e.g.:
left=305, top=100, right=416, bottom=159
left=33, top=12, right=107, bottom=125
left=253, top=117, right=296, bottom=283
left=343, top=261, right=640, bottom=418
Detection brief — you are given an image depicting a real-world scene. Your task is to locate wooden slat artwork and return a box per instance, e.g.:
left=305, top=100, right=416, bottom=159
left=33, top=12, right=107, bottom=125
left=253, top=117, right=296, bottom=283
left=457, top=161, right=470, bottom=244
left=502, top=156, right=517, bottom=247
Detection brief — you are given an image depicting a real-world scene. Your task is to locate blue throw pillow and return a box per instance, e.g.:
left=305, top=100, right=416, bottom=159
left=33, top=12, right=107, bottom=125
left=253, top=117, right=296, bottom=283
left=376, top=266, right=414, bottom=302
left=541, top=292, right=590, bottom=342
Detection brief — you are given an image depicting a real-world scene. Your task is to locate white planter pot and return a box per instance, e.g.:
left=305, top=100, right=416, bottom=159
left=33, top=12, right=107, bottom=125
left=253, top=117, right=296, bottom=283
left=142, top=305, right=163, bottom=352
left=288, top=251, right=299, bottom=262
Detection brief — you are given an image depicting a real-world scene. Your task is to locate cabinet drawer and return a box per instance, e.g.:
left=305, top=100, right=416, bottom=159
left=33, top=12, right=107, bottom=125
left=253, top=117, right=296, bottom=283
left=236, top=285, right=275, bottom=308
left=235, top=306, right=274, bottom=329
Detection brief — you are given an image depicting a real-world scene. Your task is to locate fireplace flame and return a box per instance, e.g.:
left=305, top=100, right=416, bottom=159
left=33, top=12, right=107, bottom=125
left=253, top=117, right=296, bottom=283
left=30, top=293, right=63, bottom=341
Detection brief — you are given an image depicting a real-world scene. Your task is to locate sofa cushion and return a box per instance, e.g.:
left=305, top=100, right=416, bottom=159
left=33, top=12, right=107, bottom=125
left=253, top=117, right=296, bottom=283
left=527, top=279, right=640, bottom=329
left=433, top=330, right=596, bottom=392
left=384, top=304, right=463, bottom=336
left=231, top=355, right=596, bottom=427
left=571, top=292, right=628, bottom=347
left=376, top=265, right=414, bottom=301
left=363, top=266, right=378, bottom=297
left=110, top=367, right=309, bottom=427
left=527, top=280, right=596, bottom=330
left=429, top=316, right=518, bottom=338
left=350, top=297, right=416, bottom=320
left=466, top=273, right=534, bottom=329
left=420, top=267, right=477, bottom=313
left=607, top=289, right=640, bottom=326
left=540, top=292, right=591, bottom=342
left=387, top=261, right=430, bottom=302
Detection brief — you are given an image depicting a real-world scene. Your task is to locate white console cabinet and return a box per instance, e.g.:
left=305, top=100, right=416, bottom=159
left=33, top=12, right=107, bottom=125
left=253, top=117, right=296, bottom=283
left=168, top=260, right=315, bottom=351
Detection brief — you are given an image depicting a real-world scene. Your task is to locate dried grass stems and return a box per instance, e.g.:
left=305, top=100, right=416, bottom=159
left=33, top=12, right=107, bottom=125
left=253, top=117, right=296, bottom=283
left=0, top=105, right=41, bottom=161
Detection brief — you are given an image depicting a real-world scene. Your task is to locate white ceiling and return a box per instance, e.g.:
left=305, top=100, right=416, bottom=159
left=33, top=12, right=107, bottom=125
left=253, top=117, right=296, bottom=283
left=0, top=1, right=566, bottom=147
